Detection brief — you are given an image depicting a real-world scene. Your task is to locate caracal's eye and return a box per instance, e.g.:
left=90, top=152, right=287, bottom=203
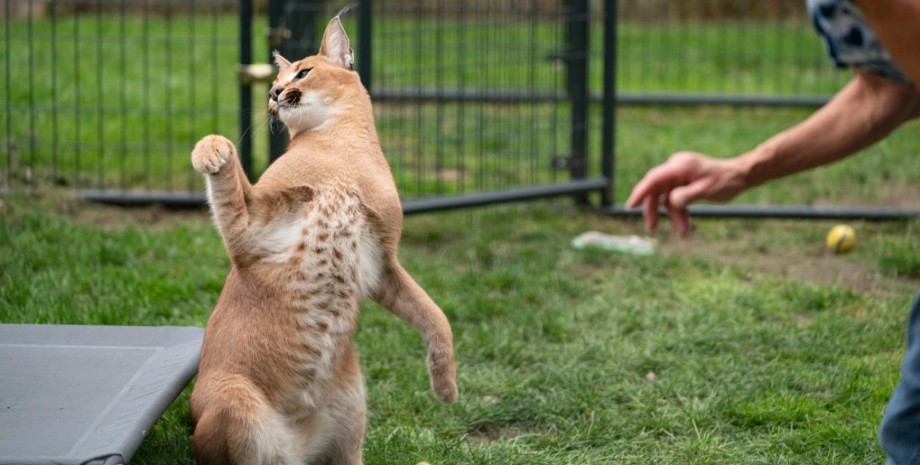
left=295, top=68, right=313, bottom=80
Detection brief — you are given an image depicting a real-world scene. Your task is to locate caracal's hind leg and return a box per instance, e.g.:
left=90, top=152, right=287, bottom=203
left=372, top=257, right=458, bottom=404
left=191, top=374, right=298, bottom=465
left=321, top=344, right=367, bottom=465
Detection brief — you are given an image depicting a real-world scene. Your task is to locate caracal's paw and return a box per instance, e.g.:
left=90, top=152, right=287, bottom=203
left=192, top=135, right=236, bottom=175
left=429, top=350, right=458, bottom=404
left=433, top=375, right=458, bottom=404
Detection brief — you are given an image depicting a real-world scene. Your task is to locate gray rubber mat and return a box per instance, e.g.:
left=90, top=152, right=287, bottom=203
left=0, top=324, right=203, bottom=465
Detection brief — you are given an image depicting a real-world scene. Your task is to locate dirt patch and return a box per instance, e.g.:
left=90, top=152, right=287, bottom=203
left=466, top=424, right=523, bottom=445
left=654, top=219, right=920, bottom=299
left=814, top=181, right=920, bottom=210
left=2, top=192, right=212, bottom=232
left=74, top=204, right=211, bottom=232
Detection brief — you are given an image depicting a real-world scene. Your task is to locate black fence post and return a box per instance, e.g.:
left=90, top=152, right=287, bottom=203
left=566, top=0, right=589, bottom=198
left=357, top=0, right=373, bottom=92
left=601, top=0, right=617, bottom=207
left=239, top=0, right=253, bottom=179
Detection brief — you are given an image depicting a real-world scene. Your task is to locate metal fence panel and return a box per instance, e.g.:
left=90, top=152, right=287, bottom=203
left=7, top=0, right=906, bottom=217
left=614, top=0, right=850, bottom=104
left=2, top=0, right=240, bottom=199
left=359, top=0, right=602, bottom=207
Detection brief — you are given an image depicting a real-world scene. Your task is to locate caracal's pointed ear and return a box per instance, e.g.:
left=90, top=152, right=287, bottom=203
left=318, top=16, right=355, bottom=70
left=273, top=50, right=292, bottom=74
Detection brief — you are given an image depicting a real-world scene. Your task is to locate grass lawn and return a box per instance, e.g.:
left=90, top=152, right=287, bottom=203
left=2, top=190, right=919, bottom=464
left=3, top=9, right=920, bottom=465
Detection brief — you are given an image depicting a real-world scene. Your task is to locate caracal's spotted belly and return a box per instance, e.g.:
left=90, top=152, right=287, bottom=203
left=256, top=184, right=382, bottom=407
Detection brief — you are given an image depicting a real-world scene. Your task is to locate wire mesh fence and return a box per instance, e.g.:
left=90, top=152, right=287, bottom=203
left=2, top=0, right=884, bottom=212
left=2, top=0, right=240, bottom=199
left=360, top=0, right=600, bottom=209
left=615, top=0, right=850, bottom=104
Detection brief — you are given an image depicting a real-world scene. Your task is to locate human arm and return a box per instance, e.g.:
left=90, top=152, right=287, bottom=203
left=625, top=69, right=920, bottom=235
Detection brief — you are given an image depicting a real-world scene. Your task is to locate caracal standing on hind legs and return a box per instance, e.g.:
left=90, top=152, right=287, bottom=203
left=189, top=10, right=458, bottom=465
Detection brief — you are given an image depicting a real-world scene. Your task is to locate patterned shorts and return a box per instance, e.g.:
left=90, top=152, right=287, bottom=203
left=807, top=0, right=912, bottom=85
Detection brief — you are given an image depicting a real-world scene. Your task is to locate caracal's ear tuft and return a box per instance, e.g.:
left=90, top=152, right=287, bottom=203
left=318, top=16, right=354, bottom=70
left=273, top=50, right=292, bottom=73
left=335, top=3, right=356, bottom=19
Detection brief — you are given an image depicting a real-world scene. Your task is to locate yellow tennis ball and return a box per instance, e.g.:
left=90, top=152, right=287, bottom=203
left=826, top=224, right=856, bottom=254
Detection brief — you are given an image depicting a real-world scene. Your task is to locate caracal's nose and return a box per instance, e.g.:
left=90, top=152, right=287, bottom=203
left=269, top=85, right=283, bottom=101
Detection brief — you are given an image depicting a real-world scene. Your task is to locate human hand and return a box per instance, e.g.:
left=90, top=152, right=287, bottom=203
left=625, top=151, right=749, bottom=235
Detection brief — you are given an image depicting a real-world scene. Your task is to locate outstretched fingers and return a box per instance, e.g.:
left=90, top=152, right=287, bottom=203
left=627, top=152, right=717, bottom=235
left=628, top=164, right=686, bottom=233
left=662, top=195, right=691, bottom=237
left=642, top=195, right=660, bottom=232
left=666, top=177, right=719, bottom=235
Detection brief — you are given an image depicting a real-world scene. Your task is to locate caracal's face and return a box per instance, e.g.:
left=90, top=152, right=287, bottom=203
left=268, top=56, right=348, bottom=134
left=268, top=17, right=356, bottom=136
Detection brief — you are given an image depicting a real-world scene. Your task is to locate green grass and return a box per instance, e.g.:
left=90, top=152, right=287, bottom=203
left=2, top=194, right=918, bottom=464
left=3, top=12, right=920, bottom=463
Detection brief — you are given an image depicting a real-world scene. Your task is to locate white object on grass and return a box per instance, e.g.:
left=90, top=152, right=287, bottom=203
left=572, top=231, right=655, bottom=256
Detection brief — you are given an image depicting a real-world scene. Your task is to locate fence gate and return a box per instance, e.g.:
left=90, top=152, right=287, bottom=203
left=238, top=0, right=615, bottom=213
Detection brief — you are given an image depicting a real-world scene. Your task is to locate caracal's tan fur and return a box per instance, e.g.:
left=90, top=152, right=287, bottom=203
left=189, top=13, right=457, bottom=465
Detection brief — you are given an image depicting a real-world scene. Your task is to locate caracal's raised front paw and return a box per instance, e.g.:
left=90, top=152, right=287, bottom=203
left=192, top=135, right=236, bottom=175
